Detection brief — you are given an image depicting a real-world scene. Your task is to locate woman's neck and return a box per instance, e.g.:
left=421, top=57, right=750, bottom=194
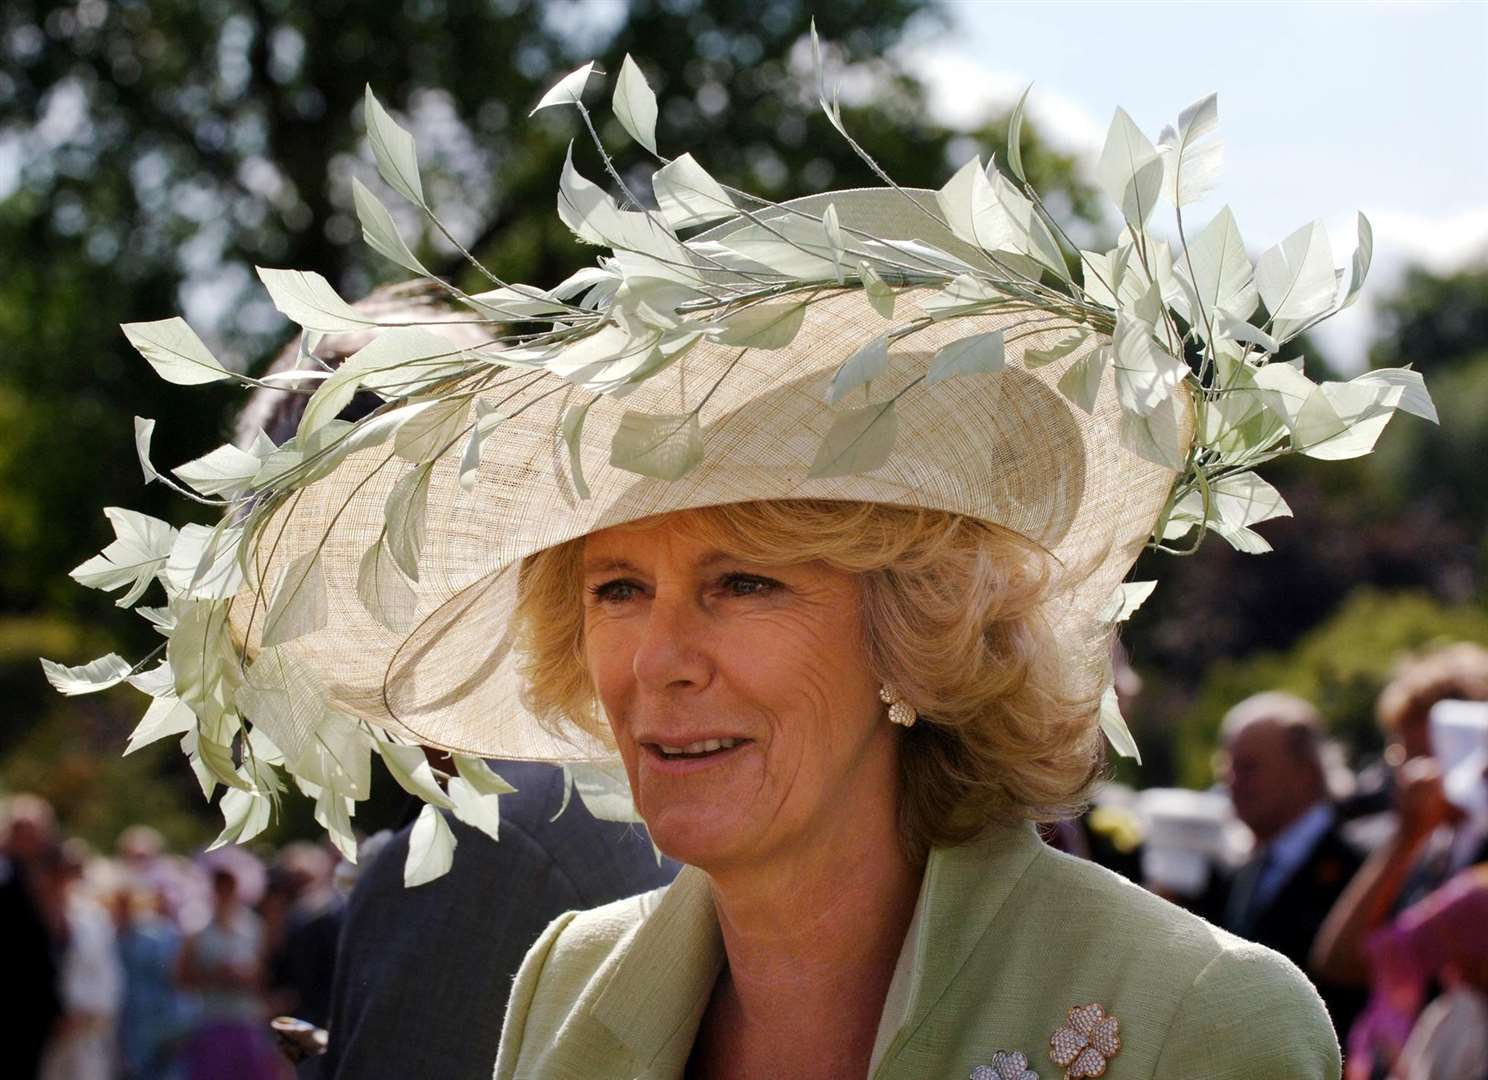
left=694, top=800, right=925, bottom=1078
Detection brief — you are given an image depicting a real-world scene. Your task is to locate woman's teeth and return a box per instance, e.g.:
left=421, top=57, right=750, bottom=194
left=658, top=737, right=739, bottom=757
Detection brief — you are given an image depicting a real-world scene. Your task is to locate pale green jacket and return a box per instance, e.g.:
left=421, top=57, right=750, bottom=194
left=494, top=823, right=1341, bottom=1079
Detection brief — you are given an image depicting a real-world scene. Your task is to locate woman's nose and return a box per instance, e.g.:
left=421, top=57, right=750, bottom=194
left=630, top=593, right=713, bottom=692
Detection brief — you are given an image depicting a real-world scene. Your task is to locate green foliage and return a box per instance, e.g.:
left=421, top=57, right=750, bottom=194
left=1175, top=590, right=1488, bottom=787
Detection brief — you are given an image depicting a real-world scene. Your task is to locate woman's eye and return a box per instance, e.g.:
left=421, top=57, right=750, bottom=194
left=721, top=574, right=777, bottom=597
left=587, top=579, right=642, bottom=604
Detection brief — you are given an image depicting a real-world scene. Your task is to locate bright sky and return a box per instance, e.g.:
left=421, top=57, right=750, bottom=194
left=899, top=0, right=1488, bottom=367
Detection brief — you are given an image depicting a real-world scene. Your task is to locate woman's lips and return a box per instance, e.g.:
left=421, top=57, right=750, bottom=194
left=639, top=738, right=753, bottom=774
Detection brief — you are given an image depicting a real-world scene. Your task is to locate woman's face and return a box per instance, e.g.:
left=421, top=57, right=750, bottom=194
left=580, top=511, right=901, bottom=871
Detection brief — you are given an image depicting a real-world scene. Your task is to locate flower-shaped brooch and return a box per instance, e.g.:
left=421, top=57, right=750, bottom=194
left=971, top=1050, right=1040, bottom=1080
left=1048, top=1003, right=1121, bottom=1078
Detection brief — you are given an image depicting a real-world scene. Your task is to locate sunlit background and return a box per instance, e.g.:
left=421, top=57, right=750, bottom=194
left=3, top=0, right=1485, bottom=848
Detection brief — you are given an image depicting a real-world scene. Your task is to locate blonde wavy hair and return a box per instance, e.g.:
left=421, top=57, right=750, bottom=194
left=514, top=499, right=1105, bottom=856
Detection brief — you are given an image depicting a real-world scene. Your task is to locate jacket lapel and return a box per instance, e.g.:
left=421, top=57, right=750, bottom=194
left=874, top=822, right=1046, bottom=1074
left=589, top=865, right=725, bottom=1077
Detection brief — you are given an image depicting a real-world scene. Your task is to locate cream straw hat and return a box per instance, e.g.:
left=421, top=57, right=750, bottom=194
left=230, top=189, right=1185, bottom=765
left=47, top=40, right=1433, bottom=877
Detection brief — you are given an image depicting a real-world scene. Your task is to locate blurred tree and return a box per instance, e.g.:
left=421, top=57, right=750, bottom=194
left=1, top=0, right=1099, bottom=842
left=1171, top=590, right=1488, bottom=789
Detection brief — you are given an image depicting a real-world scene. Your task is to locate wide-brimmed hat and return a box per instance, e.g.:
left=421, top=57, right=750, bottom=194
left=228, top=188, right=1186, bottom=766
left=48, top=46, right=1432, bottom=874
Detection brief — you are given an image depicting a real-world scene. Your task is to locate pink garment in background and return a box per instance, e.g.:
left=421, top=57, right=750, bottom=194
left=1345, top=866, right=1488, bottom=1079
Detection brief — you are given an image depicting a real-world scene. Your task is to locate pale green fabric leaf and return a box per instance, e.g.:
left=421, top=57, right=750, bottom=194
left=711, top=302, right=808, bottom=351
left=1057, top=347, right=1109, bottom=415
left=467, top=285, right=569, bottom=321
left=1250, top=360, right=1315, bottom=431
left=1098, top=107, right=1164, bottom=228
left=378, top=742, right=455, bottom=810
left=1006, top=83, right=1032, bottom=182
left=209, top=788, right=272, bottom=851
left=384, top=465, right=433, bottom=581
left=352, top=177, right=431, bottom=276
left=124, top=696, right=195, bottom=756
left=1216, top=314, right=1277, bottom=354
left=927, top=330, right=1004, bottom=384
left=70, top=507, right=177, bottom=608
left=936, top=158, right=1024, bottom=255
left=122, top=318, right=232, bottom=386
left=134, top=417, right=160, bottom=484
left=298, top=328, right=468, bottom=440
left=1209, top=471, right=1291, bottom=530
left=315, top=787, right=359, bottom=863
left=858, top=261, right=895, bottom=319
left=825, top=335, right=889, bottom=404
left=570, top=761, right=643, bottom=823
left=41, top=653, right=133, bottom=696
left=609, top=410, right=703, bottom=481
left=163, top=523, right=245, bottom=600
left=356, top=538, right=418, bottom=634
left=1355, top=367, right=1437, bottom=423
left=1099, top=685, right=1141, bottom=762
left=257, top=268, right=379, bottom=333
left=1113, top=312, right=1187, bottom=415
left=1295, top=381, right=1399, bottom=460
left=454, top=755, right=518, bottom=797
left=191, top=725, right=251, bottom=792
left=920, top=274, right=1001, bottom=320
left=172, top=443, right=263, bottom=498
left=1119, top=395, right=1188, bottom=470
left=364, top=86, right=425, bottom=206
left=1102, top=581, right=1157, bottom=624
left=393, top=397, right=470, bottom=464
left=1025, top=332, right=1089, bottom=369
left=261, top=548, right=328, bottom=648
left=653, top=153, right=736, bottom=229
left=1181, top=206, right=1258, bottom=329
left=561, top=397, right=597, bottom=500
left=1157, top=93, right=1222, bottom=208
left=458, top=402, right=505, bottom=493
left=1257, top=222, right=1337, bottom=341
left=557, top=143, right=611, bottom=245
left=613, top=55, right=658, bottom=154
left=1339, top=213, right=1373, bottom=312
left=531, top=61, right=595, bottom=115
left=808, top=401, right=899, bottom=478
left=555, top=146, right=696, bottom=284
left=448, top=777, right=503, bottom=843
left=405, top=805, right=457, bottom=886
left=822, top=202, right=845, bottom=283
left=127, top=659, right=175, bottom=697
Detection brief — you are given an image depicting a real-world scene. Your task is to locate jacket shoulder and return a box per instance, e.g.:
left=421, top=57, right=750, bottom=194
left=1029, top=846, right=1340, bottom=1079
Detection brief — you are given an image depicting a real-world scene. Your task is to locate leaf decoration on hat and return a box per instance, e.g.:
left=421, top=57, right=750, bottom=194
left=63, top=26, right=1440, bottom=881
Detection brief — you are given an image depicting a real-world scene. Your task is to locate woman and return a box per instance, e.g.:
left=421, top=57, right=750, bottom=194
left=492, top=498, right=1336, bottom=1079
left=56, top=53, right=1430, bottom=1080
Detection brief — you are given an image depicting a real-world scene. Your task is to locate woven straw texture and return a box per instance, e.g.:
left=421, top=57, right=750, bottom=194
left=226, top=191, right=1190, bottom=762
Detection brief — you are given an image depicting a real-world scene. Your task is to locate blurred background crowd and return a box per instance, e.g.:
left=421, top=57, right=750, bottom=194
left=3, top=1, right=1486, bottom=1078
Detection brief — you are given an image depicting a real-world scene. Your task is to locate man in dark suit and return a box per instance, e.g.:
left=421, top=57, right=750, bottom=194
left=305, top=760, right=679, bottom=1080
left=1219, top=692, right=1366, bottom=1037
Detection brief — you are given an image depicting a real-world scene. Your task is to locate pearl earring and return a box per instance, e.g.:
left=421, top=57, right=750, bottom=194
left=879, top=685, right=917, bottom=728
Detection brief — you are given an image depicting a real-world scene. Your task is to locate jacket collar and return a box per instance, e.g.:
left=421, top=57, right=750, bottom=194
left=587, top=822, right=1045, bottom=1076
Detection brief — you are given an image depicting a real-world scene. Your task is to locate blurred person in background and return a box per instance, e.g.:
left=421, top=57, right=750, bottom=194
left=265, top=842, right=344, bottom=1029
left=307, top=763, right=678, bottom=1080
left=112, top=877, right=189, bottom=1080
left=2, top=794, right=64, bottom=1078
left=1219, top=691, right=1366, bottom=1034
left=38, top=839, right=123, bottom=1080
left=1135, top=787, right=1237, bottom=921
left=1313, top=644, right=1488, bottom=990
left=1345, top=862, right=1488, bottom=1080
left=178, top=863, right=283, bottom=1080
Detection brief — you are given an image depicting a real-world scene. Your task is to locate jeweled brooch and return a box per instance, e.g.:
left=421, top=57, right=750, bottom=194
left=971, top=1050, right=1039, bottom=1080
left=1048, top=1003, right=1121, bottom=1078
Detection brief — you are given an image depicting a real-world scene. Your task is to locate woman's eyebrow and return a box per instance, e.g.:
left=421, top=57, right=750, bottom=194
left=582, top=556, right=642, bottom=576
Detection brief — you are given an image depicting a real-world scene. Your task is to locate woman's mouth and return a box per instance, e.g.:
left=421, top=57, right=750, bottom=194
left=641, top=737, right=752, bottom=770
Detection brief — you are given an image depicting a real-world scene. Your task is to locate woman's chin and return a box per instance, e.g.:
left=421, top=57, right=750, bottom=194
left=639, top=801, right=758, bottom=868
